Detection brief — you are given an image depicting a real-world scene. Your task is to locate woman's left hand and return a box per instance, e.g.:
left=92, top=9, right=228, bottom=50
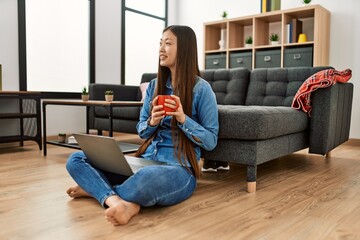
left=166, top=95, right=186, bottom=124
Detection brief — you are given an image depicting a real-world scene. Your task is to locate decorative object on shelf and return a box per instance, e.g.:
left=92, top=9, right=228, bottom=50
left=298, top=33, right=307, bottom=43
left=81, top=86, right=89, bottom=101
left=269, top=33, right=279, bottom=45
left=58, top=133, right=66, bottom=143
left=218, top=28, right=227, bottom=50
left=271, top=0, right=281, bottom=11
left=261, top=0, right=266, bottom=13
left=222, top=11, right=228, bottom=19
left=301, top=0, right=312, bottom=5
left=67, top=135, right=77, bottom=144
left=261, top=0, right=281, bottom=13
left=105, top=90, right=114, bottom=102
left=245, top=36, right=253, bottom=48
left=286, top=19, right=303, bottom=44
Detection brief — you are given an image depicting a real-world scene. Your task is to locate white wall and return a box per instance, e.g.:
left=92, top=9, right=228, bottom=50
left=95, top=0, right=121, bottom=85
left=1, top=0, right=359, bottom=138
left=0, top=0, right=19, bottom=90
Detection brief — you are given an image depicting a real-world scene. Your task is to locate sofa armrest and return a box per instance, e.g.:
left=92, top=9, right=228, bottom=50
left=89, top=83, right=140, bottom=101
left=309, top=82, right=354, bottom=155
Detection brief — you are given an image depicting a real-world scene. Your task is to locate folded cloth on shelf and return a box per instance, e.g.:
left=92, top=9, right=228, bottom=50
left=292, top=68, right=352, bottom=116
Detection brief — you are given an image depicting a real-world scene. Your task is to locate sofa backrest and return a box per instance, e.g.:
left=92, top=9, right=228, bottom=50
left=245, top=66, right=331, bottom=107
left=201, top=68, right=250, bottom=105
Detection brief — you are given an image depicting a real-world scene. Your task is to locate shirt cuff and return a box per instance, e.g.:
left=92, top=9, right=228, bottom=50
left=177, top=116, right=197, bottom=135
left=138, top=120, right=157, bottom=137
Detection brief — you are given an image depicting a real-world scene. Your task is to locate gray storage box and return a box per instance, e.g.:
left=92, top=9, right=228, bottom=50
left=205, top=53, right=226, bottom=69
left=284, top=46, right=313, bottom=67
left=230, top=51, right=252, bottom=70
left=255, top=49, right=281, bottom=68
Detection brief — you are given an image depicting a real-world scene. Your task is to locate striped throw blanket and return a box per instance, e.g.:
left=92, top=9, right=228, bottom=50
left=292, top=68, right=352, bottom=116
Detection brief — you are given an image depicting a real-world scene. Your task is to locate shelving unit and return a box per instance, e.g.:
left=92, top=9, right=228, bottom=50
left=0, top=91, right=42, bottom=150
left=203, top=4, right=330, bottom=70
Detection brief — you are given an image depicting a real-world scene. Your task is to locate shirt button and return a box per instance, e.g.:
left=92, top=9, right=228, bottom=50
left=186, top=128, right=189, bottom=131
left=154, top=149, right=157, bottom=152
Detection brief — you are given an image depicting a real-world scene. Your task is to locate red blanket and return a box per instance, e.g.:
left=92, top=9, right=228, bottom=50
left=291, top=68, right=352, bottom=116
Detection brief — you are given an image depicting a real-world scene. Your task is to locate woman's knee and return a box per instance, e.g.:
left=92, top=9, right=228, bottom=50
left=66, top=151, right=86, bottom=173
left=117, top=166, right=196, bottom=206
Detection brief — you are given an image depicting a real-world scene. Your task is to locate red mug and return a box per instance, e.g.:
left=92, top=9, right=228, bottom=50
left=157, top=95, right=178, bottom=115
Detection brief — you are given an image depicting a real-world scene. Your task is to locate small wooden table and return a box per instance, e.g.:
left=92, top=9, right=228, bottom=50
left=42, top=99, right=143, bottom=156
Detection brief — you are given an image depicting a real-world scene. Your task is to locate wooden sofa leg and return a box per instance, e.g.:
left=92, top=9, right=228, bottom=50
left=326, top=151, right=332, bottom=158
left=247, top=182, right=257, bottom=193
left=246, top=165, right=257, bottom=193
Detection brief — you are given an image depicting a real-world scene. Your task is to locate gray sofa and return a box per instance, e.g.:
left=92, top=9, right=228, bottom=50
left=88, top=67, right=353, bottom=192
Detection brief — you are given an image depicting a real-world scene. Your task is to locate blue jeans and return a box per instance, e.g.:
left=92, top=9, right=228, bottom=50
left=66, top=151, right=197, bottom=207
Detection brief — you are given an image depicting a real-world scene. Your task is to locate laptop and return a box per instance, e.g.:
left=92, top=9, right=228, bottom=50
left=73, top=133, right=164, bottom=176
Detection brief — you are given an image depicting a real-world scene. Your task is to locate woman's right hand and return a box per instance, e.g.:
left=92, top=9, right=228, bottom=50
left=148, top=96, right=165, bottom=126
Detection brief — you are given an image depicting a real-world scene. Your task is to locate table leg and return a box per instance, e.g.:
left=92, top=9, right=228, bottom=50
left=109, top=105, right=113, bottom=137
left=19, top=98, right=24, bottom=147
left=42, top=102, right=47, bottom=156
left=36, top=96, right=42, bottom=150
left=86, top=106, right=90, bottom=134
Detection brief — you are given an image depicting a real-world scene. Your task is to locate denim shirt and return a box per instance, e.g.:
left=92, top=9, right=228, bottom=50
left=136, top=76, right=219, bottom=166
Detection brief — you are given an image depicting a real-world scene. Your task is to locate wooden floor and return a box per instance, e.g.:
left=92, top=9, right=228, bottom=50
left=1, top=135, right=360, bottom=240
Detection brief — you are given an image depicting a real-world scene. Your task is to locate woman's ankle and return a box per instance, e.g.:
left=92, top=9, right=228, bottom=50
left=104, top=197, right=140, bottom=225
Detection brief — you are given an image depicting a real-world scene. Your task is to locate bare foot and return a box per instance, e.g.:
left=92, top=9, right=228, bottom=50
left=104, top=198, right=140, bottom=226
left=66, top=185, right=91, bottom=198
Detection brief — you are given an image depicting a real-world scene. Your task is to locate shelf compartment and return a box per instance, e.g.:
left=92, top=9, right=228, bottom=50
left=0, top=92, right=42, bottom=150
left=254, top=14, right=282, bottom=47
left=283, top=46, right=313, bottom=67
left=228, top=18, right=253, bottom=49
left=205, top=53, right=227, bottom=69
left=0, top=113, right=38, bottom=119
left=204, top=22, right=227, bottom=51
left=255, top=48, right=281, bottom=69
left=229, top=51, right=252, bottom=70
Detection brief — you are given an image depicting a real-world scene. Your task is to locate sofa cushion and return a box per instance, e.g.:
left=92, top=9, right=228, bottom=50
left=217, top=105, right=309, bottom=140
left=135, top=73, right=157, bottom=101
left=139, top=82, right=150, bottom=101
left=245, top=67, right=331, bottom=107
left=201, top=68, right=250, bottom=105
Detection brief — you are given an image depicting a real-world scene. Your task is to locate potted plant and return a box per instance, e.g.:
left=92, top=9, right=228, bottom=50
left=222, top=11, right=228, bottom=19
left=81, top=86, right=89, bottom=101
left=105, top=90, right=114, bottom=102
left=245, top=36, right=253, bottom=48
left=269, top=33, right=279, bottom=45
left=301, top=0, right=312, bottom=5
left=58, top=133, right=66, bottom=143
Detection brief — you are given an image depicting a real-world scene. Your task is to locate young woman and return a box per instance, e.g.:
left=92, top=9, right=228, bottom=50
left=66, top=25, right=219, bottom=226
